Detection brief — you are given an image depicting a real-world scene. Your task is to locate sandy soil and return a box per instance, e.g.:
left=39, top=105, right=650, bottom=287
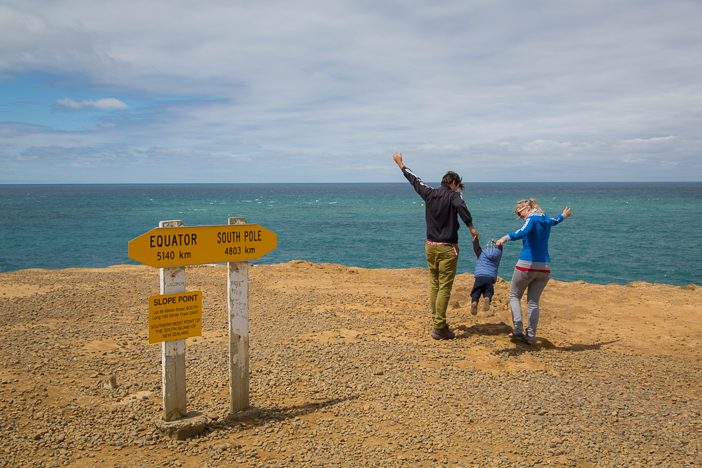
left=0, top=262, right=700, bottom=466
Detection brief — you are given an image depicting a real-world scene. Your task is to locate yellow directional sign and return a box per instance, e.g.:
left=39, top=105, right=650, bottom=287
left=128, top=224, right=277, bottom=268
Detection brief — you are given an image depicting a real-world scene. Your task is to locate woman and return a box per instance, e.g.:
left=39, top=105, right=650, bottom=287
left=496, top=199, right=572, bottom=345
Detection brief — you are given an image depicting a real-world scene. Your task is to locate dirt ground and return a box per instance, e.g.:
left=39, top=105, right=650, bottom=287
left=0, top=262, right=700, bottom=466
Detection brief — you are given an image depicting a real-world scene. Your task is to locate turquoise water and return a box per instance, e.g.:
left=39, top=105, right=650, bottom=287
left=0, top=183, right=700, bottom=285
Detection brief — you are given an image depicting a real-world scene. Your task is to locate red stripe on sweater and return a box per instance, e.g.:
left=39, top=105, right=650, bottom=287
left=515, top=265, right=551, bottom=273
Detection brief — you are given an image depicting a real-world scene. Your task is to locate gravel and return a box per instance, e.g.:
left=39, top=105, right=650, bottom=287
left=0, top=262, right=700, bottom=467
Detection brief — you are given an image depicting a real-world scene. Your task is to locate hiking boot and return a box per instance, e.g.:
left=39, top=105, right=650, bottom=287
left=524, top=335, right=536, bottom=346
left=470, top=302, right=478, bottom=316
left=431, top=326, right=455, bottom=340
left=481, top=298, right=491, bottom=312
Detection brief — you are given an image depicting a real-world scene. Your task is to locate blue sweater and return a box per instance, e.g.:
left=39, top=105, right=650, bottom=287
left=507, top=211, right=565, bottom=272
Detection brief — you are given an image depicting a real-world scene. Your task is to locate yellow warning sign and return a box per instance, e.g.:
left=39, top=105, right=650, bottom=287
left=148, top=291, right=203, bottom=343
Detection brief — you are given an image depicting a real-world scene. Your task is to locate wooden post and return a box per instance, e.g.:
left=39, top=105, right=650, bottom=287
left=159, top=220, right=187, bottom=421
left=228, top=216, right=250, bottom=412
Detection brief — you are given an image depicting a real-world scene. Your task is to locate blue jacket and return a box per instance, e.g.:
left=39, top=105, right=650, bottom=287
left=507, top=211, right=565, bottom=272
left=474, top=246, right=502, bottom=280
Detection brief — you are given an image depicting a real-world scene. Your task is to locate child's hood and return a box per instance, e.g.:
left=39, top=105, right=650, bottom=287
left=482, top=246, right=502, bottom=259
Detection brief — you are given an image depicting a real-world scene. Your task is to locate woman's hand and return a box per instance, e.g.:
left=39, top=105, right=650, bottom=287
left=496, top=235, right=510, bottom=247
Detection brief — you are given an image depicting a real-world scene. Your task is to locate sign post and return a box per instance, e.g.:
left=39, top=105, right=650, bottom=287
left=128, top=218, right=277, bottom=420
left=228, top=216, right=249, bottom=411
left=159, top=220, right=187, bottom=422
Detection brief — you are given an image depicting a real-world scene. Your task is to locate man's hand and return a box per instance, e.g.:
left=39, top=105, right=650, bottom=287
left=562, top=206, right=572, bottom=218
left=469, top=226, right=479, bottom=241
left=392, top=152, right=405, bottom=169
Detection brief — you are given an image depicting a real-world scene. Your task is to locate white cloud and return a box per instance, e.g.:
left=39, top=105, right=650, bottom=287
left=622, top=136, right=676, bottom=144
left=56, top=98, right=128, bottom=110
left=522, top=140, right=591, bottom=155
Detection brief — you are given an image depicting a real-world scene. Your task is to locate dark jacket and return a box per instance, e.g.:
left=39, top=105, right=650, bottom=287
left=402, top=166, right=473, bottom=244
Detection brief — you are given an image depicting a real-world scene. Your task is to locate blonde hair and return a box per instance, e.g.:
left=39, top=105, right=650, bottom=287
left=515, top=198, right=539, bottom=217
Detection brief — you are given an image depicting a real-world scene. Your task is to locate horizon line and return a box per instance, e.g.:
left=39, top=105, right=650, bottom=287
left=1, top=180, right=701, bottom=185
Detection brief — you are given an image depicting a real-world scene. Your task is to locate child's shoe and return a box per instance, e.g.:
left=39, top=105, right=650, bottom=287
left=481, top=297, right=491, bottom=312
left=470, top=301, right=478, bottom=315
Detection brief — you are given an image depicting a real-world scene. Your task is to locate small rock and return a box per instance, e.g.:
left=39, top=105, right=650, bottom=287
left=103, top=375, right=118, bottom=390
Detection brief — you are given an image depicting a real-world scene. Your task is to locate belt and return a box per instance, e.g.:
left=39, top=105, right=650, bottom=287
left=426, top=240, right=458, bottom=256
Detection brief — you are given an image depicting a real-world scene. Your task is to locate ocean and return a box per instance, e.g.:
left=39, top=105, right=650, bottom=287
left=1, top=183, right=700, bottom=286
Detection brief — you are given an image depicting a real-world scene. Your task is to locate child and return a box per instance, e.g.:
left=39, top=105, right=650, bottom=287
left=470, top=236, right=503, bottom=315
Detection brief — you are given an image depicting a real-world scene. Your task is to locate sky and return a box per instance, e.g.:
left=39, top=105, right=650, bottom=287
left=1, top=0, right=701, bottom=183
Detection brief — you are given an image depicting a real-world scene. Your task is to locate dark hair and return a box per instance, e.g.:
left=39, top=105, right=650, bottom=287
left=441, top=171, right=464, bottom=190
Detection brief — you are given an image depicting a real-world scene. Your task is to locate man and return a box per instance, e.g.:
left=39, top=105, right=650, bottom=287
left=393, top=152, right=479, bottom=340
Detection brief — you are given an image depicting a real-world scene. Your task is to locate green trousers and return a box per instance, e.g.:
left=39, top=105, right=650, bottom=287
left=425, top=243, right=458, bottom=329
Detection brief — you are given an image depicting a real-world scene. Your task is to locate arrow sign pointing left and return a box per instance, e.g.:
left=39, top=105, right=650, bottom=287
left=128, top=224, right=277, bottom=268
